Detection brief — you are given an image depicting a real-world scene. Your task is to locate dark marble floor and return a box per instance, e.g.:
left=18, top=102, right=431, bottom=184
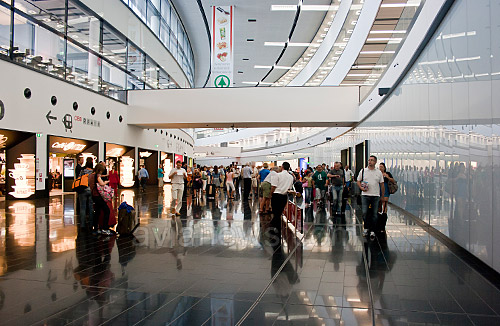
left=0, top=185, right=499, bottom=325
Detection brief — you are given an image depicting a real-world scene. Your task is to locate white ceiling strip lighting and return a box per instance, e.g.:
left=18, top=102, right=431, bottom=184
left=322, top=0, right=382, bottom=86
left=254, top=65, right=292, bottom=69
left=369, top=30, right=407, bottom=34
left=264, top=42, right=312, bottom=47
left=380, top=2, right=421, bottom=8
left=288, top=0, right=352, bottom=86
left=358, top=0, right=446, bottom=119
left=271, top=4, right=340, bottom=11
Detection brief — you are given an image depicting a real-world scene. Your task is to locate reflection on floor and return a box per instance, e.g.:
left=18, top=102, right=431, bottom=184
left=0, top=185, right=499, bottom=325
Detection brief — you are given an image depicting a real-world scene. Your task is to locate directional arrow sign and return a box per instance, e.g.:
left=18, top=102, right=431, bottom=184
left=46, top=110, right=57, bottom=124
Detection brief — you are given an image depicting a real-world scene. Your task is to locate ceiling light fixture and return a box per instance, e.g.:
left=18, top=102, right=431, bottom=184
left=369, top=30, right=407, bottom=34
left=271, top=4, right=339, bottom=11
left=380, top=3, right=421, bottom=8
left=367, top=37, right=403, bottom=43
left=359, top=50, right=396, bottom=54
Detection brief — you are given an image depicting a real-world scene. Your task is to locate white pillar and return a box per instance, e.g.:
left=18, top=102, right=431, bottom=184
left=88, top=18, right=100, bottom=91
left=35, top=133, right=47, bottom=191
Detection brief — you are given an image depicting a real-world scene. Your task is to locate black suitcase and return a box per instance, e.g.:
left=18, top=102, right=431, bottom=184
left=206, top=184, right=216, bottom=200
left=375, top=212, right=388, bottom=232
left=117, top=208, right=137, bottom=235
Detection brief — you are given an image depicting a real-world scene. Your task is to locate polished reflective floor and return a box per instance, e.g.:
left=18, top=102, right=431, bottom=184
left=0, top=185, right=499, bottom=325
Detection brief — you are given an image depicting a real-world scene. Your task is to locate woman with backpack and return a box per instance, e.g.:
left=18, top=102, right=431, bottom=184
left=379, top=162, right=395, bottom=215
left=78, top=161, right=94, bottom=231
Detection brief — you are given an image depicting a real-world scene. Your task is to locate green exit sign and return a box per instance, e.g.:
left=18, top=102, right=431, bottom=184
left=36, top=133, right=43, bottom=137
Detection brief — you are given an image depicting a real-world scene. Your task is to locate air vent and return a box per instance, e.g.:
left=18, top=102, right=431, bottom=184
left=238, top=71, right=243, bottom=74
left=242, top=58, right=250, bottom=61
left=248, top=19, right=257, bottom=22
left=247, top=38, right=255, bottom=42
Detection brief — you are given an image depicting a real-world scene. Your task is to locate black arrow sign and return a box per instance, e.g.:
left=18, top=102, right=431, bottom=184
left=46, top=110, right=57, bottom=124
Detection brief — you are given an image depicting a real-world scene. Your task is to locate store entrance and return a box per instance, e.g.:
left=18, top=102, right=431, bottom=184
left=0, top=129, right=36, bottom=201
left=48, top=136, right=98, bottom=196
left=138, top=148, right=158, bottom=186
left=105, top=143, right=135, bottom=188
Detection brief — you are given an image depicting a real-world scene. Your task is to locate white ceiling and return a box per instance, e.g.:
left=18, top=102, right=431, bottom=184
left=172, top=0, right=331, bottom=88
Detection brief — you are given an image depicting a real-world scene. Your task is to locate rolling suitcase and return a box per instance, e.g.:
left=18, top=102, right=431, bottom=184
left=206, top=184, right=216, bottom=200
left=117, top=202, right=138, bottom=235
left=375, top=212, right=388, bottom=233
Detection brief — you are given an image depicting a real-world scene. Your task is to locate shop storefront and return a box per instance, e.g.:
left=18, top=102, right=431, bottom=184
left=48, top=136, right=98, bottom=195
left=138, top=148, right=158, bottom=185
left=0, top=129, right=36, bottom=200
left=174, top=154, right=183, bottom=165
left=105, top=143, right=135, bottom=188
left=161, top=152, right=173, bottom=182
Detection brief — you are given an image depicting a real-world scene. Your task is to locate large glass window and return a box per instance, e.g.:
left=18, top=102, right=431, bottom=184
left=127, top=73, right=144, bottom=90
left=169, top=36, right=177, bottom=61
left=67, top=1, right=101, bottom=52
left=150, top=0, right=160, bottom=11
left=144, top=56, right=158, bottom=88
left=129, top=0, right=146, bottom=21
left=101, top=59, right=126, bottom=101
left=0, top=5, right=11, bottom=56
left=102, top=24, right=127, bottom=70
left=146, top=1, right=160, bottom=35
left=121, top=0, right=194, bottom=86
left=127, top=43, right=145, bottom=82
left=13, top=13, right=65, bottom=78
left=15, top=0, right=66, bottom=33
left=2, top=1, right=180, bottom=101
left=171, top=13, right=178, bottom=40
left=158, top=69, right=169, bottom=89
left=159, top=20, right=169, bottom=47
left=66, top=40, right=100, bottom=91
left=160, top=0, right=170, bottom=26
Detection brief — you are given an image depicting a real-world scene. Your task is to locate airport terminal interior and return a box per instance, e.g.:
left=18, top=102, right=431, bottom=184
left=0, top=0, right=500, bottom=325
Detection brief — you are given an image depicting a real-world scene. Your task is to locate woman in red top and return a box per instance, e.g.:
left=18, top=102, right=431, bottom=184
left=108, top=163, right=119, bottom=197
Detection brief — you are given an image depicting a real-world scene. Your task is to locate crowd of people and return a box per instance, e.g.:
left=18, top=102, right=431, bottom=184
left=73, top=155, right=397, bottom=241
left=166, top=157, right=397, bottom=240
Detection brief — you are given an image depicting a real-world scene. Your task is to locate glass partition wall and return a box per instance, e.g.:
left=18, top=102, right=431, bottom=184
left=0, top=0, right=183, bottom=103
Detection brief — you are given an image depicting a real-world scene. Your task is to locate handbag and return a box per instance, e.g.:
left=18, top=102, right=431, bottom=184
left=388, top=179, right=398, bottom=194
left=97, top=183, right=114, bottom=202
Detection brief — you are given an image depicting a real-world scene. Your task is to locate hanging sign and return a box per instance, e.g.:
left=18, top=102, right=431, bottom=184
left=211, top=6, right=233, bottom=88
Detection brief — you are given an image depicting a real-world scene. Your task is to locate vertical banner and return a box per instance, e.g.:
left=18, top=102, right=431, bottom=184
left=211, top=6, right=233, bottom=88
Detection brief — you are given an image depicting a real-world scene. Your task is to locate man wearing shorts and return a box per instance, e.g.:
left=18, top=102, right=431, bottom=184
left=260, top=166, right=279, bottom=213
left=312, top=165, right=328, bottom=206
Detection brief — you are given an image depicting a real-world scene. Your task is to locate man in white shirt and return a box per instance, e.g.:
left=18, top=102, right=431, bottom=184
left=242, top=163, right=253, bottom=200
left=357, top=155, right=385, bottom=239
left=168, top=160, right=187, bottom=216
left=270, top=162, right=294, bottom=238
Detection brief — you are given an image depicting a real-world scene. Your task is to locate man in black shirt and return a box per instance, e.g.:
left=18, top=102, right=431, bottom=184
left=327, top=162, right=345, bottom=215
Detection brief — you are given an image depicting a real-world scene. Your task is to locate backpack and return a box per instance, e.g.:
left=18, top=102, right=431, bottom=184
left=72, top=173, right=89, bottom=192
